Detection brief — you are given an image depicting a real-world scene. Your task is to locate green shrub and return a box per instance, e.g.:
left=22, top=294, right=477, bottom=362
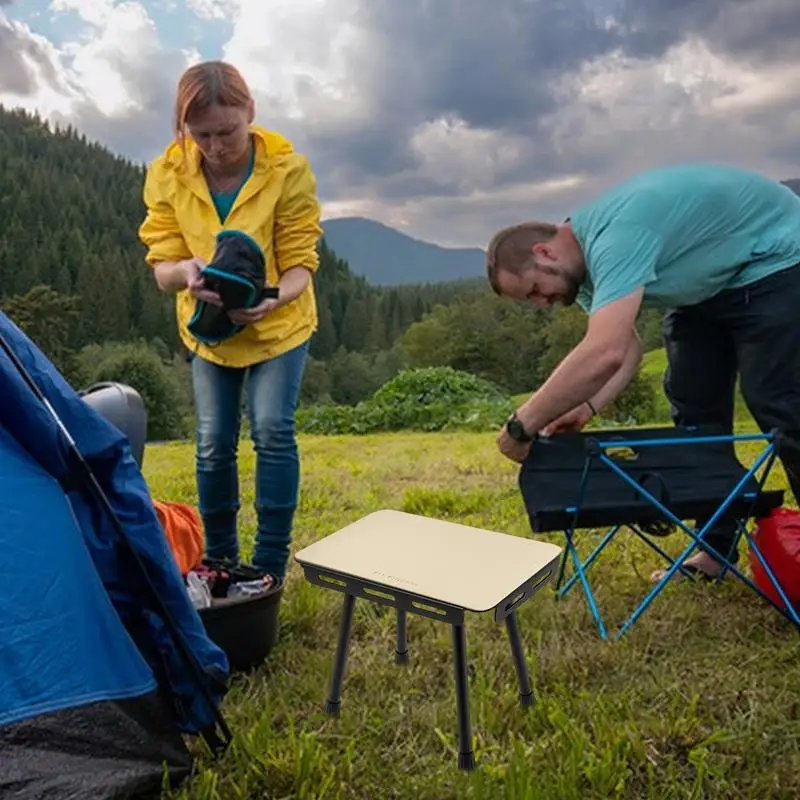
left=77, top=341, right=190, bottom=441
left=297, top=366, right=513, bottom=435
left=601, top=369, right=661, bottom=425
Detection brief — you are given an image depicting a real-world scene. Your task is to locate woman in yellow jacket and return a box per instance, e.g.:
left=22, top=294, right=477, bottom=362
left=138, top=60, right=323, bottom=581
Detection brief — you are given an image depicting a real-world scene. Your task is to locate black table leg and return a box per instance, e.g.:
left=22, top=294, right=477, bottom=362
left=325, top=593, right=356, bottom=716
left=451, top=623, right=475, bottom=770
left=505, top=611, right=534, bottom=707
left=396, top=608, right=409, bottom=665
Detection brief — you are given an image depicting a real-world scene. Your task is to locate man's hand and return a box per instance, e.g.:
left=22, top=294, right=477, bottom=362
left=228, top=297, right=280, bottom=326
left=496, top=425, right=532, bottom=463
left=540, top=403, right=594, bottom=437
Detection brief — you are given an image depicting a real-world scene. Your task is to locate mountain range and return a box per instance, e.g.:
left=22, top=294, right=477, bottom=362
left=321, top=217, right=486, bottom=287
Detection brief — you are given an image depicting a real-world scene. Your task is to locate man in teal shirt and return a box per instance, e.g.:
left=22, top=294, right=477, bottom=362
left=487, top=163, right=800, bottom=580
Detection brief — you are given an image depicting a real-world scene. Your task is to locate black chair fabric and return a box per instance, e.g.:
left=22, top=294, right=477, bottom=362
left=518, top=425, right=784, bottom=533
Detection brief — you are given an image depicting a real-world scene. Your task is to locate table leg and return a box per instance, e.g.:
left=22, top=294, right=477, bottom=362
left=325, top=593, right=356, bottom=717
left=451, top=623, right=475, bottom=771
left=505, top=611, right=535, bottom=707
left=395, top=608, right=409, bottom=665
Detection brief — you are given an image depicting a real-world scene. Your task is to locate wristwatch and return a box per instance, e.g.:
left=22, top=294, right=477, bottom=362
left=505, top=412, right=536, bottom=443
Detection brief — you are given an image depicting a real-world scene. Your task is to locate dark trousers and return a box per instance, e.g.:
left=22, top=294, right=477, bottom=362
left=662, top=264, right=800, bottom=563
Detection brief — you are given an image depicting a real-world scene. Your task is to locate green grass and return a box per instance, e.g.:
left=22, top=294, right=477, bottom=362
left=147, top=430, right=800, bottom=800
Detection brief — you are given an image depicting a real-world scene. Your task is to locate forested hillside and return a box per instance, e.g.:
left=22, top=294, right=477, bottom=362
left=0, top=105, right=669, bottom=440
left=0, top=107, right=479, bottom=397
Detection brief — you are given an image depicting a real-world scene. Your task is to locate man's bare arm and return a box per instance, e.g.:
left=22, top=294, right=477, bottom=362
left=514, top=288, right=644, bottom=434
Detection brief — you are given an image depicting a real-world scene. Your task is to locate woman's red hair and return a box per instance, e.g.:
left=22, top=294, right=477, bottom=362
left=173, top=60, right=252, bottom=148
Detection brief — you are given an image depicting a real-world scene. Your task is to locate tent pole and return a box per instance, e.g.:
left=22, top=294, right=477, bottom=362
left=0, top=331, right=233, bottom=754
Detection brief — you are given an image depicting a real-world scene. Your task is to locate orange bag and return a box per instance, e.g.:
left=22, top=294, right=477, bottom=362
left=153, top=499, right=205, bottom=576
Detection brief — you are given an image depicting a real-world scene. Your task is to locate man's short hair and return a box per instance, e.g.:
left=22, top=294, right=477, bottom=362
left=485, top=221, right=559, bottom=294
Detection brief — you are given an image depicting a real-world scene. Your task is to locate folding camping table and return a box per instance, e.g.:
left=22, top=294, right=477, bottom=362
left=294, top=510, right=562, bottom=770
left=517, top=424, right=800, bottom=639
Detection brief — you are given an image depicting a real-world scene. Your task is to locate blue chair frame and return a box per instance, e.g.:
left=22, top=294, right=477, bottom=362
left=518, top=425, right=800, bottom=640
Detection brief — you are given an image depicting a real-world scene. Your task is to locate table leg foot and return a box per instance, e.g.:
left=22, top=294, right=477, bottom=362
left=395, top=608, right=408, bottom=665
left=519, top=691, right=535, bottom=707
left=325, top=593, right=356, bottom=716
left=458, top=751, right=476, bottom=771
left=505, top=611, right=535, bottom=709
left=451, top=623, right=475, bottom=770
left=325, top=699, right=341, bottom=717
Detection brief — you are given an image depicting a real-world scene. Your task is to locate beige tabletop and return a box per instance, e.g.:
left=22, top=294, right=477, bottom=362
left=295, top=509, right=562, bottom=613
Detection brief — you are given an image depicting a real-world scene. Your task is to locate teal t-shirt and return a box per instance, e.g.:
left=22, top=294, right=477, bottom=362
left=210, top=146, right=255, bottom=223
left=570, top=163, right=800, bottom=313
left=211, top=189, right=240, bottom=223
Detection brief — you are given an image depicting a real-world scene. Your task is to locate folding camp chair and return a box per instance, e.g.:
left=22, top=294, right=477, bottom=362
left=517, top=424, right=800, bottom=640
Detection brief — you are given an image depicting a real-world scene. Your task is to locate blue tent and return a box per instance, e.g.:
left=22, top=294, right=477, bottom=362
left=0, top=310, right=230, bottom=798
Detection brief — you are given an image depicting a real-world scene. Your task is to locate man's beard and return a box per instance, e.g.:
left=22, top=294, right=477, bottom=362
left=561, top=274, right=581, bottom=306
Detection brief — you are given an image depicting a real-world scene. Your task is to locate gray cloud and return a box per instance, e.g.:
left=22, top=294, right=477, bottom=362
left=0, top=20, right=60, bottom=96
left=616, top=0, right=800, bottom=63
left=290, top=0, right=619, bottom=190
left=277, top=0, right=800, bottom=215
left=288, top=0, right=800, bottom=244
left=360, top=0, right=618, bottom=129
left=2, top=0, right=800, bottom=248
left=64, top=50, right=188, bottom=165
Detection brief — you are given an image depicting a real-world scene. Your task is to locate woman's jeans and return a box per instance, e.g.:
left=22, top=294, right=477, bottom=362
left=190, top=340, right=308, bottom=580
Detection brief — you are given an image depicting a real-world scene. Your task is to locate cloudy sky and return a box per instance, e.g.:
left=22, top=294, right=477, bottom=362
left=2, top=0, right=800, bottom=248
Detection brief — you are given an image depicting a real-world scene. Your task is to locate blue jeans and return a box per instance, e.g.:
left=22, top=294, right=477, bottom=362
left=190, top=340, right=308, bottom=579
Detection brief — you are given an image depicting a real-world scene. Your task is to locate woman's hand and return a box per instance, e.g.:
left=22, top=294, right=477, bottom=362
left=228, top=267, right=311, bottom=326
left=183, top=257, right=222, bottom=306
left=228, top=297, right=279, bottom=326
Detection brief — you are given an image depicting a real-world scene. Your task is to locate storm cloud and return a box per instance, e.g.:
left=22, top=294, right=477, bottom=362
left=616, top=0, right=800, bottom=64
left=1, top=0, right=799, bottom=245
left=0, top=19, right=61, bottom=96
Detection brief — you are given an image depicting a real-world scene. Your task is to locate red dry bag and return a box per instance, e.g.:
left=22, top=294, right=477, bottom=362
left=749, top=507, right=800, bottom=611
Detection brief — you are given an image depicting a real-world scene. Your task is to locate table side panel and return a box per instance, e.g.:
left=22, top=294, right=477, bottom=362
left=301, top=565, right=466, bottom=625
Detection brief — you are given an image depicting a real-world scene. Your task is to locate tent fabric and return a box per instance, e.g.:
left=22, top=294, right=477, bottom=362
left=0, top=695, right=192, bottom=800
left=0, top=311, right=229, bottom=733
left=0, top=310, right=230, bottom=797
left=0, top=424, right=157, bottom=727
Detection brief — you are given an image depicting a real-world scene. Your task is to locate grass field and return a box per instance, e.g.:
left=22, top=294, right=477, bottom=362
left=146, top=426, right=800, bottom=800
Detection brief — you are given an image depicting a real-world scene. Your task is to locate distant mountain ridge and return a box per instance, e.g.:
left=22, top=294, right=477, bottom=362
left=320, top=217, right=486, bottom=286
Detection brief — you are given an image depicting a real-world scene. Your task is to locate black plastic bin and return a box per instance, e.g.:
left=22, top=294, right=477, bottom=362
left=196, top=561, right=284, bottom=673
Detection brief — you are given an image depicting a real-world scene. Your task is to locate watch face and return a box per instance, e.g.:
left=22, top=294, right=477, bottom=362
left=507, top=418, right=525, bottom=441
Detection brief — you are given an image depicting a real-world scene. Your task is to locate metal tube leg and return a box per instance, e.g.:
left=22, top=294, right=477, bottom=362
left=395, top=608, right=409, bottom=665
left=505, top=612, right=535, bottom=707
left=451, top=623, right=475, bottom=771
left=325, top=593, right=356, bottom=716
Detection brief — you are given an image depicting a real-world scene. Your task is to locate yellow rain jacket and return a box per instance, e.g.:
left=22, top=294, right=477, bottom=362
left=138, top=125, right=323, bottom=368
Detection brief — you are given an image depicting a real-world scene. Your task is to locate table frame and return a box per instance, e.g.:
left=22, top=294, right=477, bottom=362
left=300, top=559, right=556, bottom=770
